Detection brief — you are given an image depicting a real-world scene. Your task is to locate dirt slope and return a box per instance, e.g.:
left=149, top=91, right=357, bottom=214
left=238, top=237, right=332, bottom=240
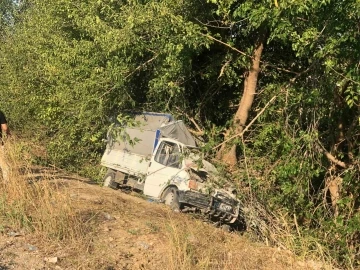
left=0, top=174, right=328, bottom=270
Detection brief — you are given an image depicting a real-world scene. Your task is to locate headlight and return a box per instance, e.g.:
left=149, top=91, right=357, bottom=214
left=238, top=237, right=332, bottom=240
left=218, top=203, right=233, bottom=212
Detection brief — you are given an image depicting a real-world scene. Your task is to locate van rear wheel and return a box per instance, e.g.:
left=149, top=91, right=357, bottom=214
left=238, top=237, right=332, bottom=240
left=103, top=170, right=118, bottom=190
left=162, top=187, right=180, bottom=211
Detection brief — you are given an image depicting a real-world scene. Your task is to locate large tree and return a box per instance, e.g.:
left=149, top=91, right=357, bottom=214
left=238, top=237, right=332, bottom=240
left=197, top=1, right=359, bottom=265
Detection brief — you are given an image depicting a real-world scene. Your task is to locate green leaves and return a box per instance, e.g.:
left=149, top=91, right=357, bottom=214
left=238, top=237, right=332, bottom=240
left=0, top=0, right=359, bottom=267
left=0, top=0, right=213, bottom=170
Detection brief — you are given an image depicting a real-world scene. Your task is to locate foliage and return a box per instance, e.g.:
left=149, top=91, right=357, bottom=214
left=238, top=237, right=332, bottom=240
left=0, top=0, right=359, bottom=267
left=0, top=0, right=13, bottom=33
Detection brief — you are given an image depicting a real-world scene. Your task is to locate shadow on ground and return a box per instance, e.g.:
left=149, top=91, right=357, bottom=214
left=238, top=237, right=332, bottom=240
left=18, top=166, right=98, bottom=185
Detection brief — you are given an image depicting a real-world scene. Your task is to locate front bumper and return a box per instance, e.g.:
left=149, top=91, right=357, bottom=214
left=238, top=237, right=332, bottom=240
left=178, top=190, right=240, bottom=224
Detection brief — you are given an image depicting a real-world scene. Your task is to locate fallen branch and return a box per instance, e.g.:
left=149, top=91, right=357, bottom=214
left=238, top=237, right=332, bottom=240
left=188, top=129, right=206, bottom=137
left=213, top=96, right=277, bottom=150
left=174, top=106, right=205, bottom=136
left=317, top=141, right=347, bottom=168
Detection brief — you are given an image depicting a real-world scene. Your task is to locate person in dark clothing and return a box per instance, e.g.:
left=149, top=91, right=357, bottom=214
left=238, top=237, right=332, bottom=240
left=0, top=110, right=10, bottom=181
left=0, top=110, right=10, bottom=141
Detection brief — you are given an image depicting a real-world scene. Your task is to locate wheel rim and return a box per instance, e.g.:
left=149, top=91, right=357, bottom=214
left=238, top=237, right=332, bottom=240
left=164, top=191, right=174, bottom=205
left=104, top=175, right=112, bottom=187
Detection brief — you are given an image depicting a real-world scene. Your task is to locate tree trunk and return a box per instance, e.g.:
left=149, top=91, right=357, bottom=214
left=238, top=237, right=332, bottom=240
left=218, top=30, right=267, bottom=166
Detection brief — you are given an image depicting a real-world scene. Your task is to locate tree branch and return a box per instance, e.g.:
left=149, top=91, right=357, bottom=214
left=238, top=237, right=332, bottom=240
left=174, top=106, right=204, bottom=136
left=202, top=33, right=248, bottom=57
left=125, top=54, right=159, bottom=80
left=218, top=60, right=231, bottom=79
left=329, top=66, right=360, bottom=86
left=317, top=140, right=347, bottom=168
left=204, top=33, right=306, bottom=76
left=100, top=55, right=159, bottom=99
left=213, top=96, right=277, bottom=150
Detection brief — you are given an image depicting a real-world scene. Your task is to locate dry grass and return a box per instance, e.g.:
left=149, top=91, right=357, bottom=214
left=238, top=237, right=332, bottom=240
left=163, top=213, right=323, bottom=270
left=239, top=198, right=335, bottom=268
left=0, top=139, right=335, bottom=269
left=0, top=139, right=93, bottom=251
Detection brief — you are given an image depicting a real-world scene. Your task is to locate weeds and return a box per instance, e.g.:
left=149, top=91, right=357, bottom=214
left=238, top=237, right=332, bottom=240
left=145, top=221, right=160, bottom=233
left=128, top=228, right=141, bottom=235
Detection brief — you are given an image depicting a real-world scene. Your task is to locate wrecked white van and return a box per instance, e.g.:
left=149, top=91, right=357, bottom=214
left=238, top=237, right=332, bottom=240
left=101, top=112, right=240, bottom=225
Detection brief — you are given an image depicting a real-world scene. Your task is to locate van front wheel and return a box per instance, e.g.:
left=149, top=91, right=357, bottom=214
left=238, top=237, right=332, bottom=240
left=162, top=187, right=180, bottom=211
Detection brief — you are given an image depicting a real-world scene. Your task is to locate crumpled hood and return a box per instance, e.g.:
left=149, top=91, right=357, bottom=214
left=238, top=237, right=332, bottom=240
left=184, top=156, right=237, bottom=199
left=185, top=157, right=217, bottom=173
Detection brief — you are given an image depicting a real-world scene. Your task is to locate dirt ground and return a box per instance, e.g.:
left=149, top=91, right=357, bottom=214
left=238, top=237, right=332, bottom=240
left=0, top=173, right=332, bottom=270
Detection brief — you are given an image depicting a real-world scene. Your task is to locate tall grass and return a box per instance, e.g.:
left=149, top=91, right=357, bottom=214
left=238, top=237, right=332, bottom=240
left=0, top=139, right=92, bottom=245
left=164, top=214, right=266, bottom=270
left=164, top=211, right=335, bottom=270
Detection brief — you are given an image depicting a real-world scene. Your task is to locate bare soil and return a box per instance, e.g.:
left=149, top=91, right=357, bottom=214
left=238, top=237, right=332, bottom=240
left=0, top=171, right=330, bottom=270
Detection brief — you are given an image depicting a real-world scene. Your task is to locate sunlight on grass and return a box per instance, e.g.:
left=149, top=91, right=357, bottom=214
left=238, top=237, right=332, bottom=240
left=0, top=139, right=93, bottom=246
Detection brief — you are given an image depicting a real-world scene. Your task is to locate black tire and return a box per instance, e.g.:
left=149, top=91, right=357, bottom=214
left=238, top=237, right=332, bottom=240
left=103, top=170, right=118, bottom=190
left=162, top=187, right=181, bottom=211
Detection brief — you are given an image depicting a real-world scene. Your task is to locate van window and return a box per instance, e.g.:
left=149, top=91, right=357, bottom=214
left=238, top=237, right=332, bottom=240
left=154, top=141, right=181, bottom=168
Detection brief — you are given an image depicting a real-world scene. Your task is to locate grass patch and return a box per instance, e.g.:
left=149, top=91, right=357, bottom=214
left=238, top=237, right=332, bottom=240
left=0, top=139, right=94, bottom=249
